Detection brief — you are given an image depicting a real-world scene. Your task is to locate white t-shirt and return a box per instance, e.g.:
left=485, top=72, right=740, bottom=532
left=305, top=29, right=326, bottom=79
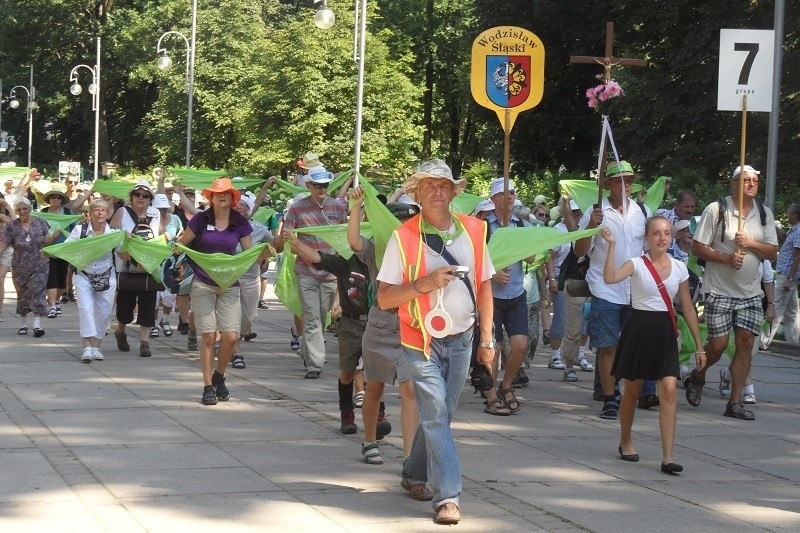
left=378, top=225, right=495, bottom=334
left=629, top=255, right=688, bottom=311
left=579, top=197, right=648, bottom=305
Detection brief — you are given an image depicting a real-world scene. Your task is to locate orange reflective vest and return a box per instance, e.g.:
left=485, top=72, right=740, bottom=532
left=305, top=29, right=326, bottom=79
left=394, top=213, right=487, bottom=357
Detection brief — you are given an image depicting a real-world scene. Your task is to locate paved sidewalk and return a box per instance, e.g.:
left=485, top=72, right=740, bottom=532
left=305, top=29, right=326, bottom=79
left=1, top=277, right=799, bottom=532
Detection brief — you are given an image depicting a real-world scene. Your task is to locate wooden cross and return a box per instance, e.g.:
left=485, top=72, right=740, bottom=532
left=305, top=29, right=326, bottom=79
left=570, top=22, right=647, bottom=83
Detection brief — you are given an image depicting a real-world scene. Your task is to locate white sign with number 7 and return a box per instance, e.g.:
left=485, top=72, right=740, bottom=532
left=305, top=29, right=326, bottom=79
left=718, top=29, right=774, bottom=112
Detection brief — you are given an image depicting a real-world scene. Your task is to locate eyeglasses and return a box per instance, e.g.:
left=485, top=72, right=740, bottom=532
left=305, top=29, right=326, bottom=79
left=310, top=182, right=330, bottom=190
left=535, top=212, right=547, bottom=218
left=132, top=192, right=152, bottom=199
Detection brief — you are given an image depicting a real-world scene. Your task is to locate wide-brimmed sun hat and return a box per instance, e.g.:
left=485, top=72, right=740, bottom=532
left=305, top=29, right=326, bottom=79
left=307, top=166, right=334, bottom=184
left=402, top=158, right=466, bottom=202
left=202, top=177, right=241, bottom=207
left=297, top=152, right=322, bottom=169
left=42, top=183, right=68, bottom=203
left=604, top=160, right=636, bottom=180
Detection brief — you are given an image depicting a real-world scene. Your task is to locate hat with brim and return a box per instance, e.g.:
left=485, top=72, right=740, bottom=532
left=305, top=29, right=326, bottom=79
left=732, top=165, right=760, bottom=179
left=42, top=183, right=68, bottom=203
left=473, top=198, right=496, bottom=215
left=202, top=177, right=241, bottom=207
left=603, top=160, right=636, bottom=181
left=307, top=166, right=334, bottom=184
left=152, top=193, right=171, bottom=209
left=673, top=219, right=692, bottom=233
left=130, top=179, right=154, bottom=199
left=402, top=158, right=466, bottom=202
left=297, top=152, right=322, bottom=169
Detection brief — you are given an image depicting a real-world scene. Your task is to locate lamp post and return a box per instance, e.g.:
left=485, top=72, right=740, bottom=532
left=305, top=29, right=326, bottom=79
left=69, top=37, right=101, bottom=182
left=0, top=78, right=6, bottom=154
left=352, top=0, right=366, bottom=185
left=156, top=0, right=197, bottom=168
left=8, top=66, right=36, bottom=168
left=312, top=0, right=336, bottom=29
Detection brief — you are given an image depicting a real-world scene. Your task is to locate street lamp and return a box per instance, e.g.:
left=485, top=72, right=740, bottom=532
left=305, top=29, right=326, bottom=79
left=156, top=0, right=197, bottom=168
left=69, top=37, right=101, bottom=182
left=313, top=0, right=336, bottom=29
left=8, top=66, right=36, bottom=168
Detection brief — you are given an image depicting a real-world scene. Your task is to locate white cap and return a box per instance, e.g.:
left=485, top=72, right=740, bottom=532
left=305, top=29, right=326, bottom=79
left=152, top=193, right=171, bottom=209
left=490, top=177, right=515, bottom=198
left=732, top=165, right=760, bottom=179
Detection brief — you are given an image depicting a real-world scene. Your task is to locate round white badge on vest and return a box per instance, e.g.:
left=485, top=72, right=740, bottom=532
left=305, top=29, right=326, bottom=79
left=424, top=288, right=453, bottom=338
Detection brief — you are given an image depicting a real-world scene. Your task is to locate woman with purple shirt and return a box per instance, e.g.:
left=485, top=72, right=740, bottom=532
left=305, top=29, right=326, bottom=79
left=178, top=178, right=253, bottom=405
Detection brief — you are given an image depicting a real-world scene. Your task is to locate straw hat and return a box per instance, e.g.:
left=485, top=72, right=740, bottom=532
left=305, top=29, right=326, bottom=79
left=42, top=183, right=68, bottom=203
left=297, top=152, right=322, bottom=169
left=402, top=159, right=466, bottom=202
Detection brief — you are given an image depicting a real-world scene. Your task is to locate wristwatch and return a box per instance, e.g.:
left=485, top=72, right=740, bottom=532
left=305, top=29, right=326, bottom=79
left=479, top=340, right=496, bottom=349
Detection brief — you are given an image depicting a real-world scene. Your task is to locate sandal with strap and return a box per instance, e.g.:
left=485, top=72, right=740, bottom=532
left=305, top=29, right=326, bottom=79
left=18, top=326, right=28, bottom=335
left=362, top=442, right=383, bottom=465
left=231, top=353, right=245, bottom=369
left=484, top=397, right=511, bottom=416
left=724, top=401, right=755, bottom=420
left=498, top=386, right=521, bottom=413
left=684, top=369, right=705, bottom=407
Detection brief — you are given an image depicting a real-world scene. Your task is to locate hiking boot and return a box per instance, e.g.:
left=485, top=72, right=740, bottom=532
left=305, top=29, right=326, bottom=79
left=376, top=412, right=392, bottom=440
left=115, top=330, right=130, bottom=352
left=201, top=385, right=217, bottom=405
left=178, top=321, right=189, bottom=335
left=511, top=367, right=529, bottom=388
left=212, top=370, right=229, bottom=401
left=139, top=342, right=152, bottom=358
left=340, top=409, right=357, bottom=434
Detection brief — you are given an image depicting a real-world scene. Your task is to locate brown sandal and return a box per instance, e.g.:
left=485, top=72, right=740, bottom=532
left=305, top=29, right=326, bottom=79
left=483, top=397, right=511, bottom=416
left=498, top=386, right=521, bottom=413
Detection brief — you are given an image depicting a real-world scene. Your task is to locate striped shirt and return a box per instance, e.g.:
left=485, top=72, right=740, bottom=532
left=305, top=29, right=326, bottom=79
left=776, top=223, right=800, bottom=278
left=283, top=195, right=347, bottom=280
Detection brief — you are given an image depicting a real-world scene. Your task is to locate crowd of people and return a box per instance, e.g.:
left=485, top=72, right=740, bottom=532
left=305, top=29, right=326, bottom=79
left=0, top=156, right=796, bottom=526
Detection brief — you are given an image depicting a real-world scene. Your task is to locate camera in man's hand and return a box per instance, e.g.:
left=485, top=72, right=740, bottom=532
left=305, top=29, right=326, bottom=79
left=470, top=364, right=494, bottom=392
left=453, top=265, right=469, bottom=279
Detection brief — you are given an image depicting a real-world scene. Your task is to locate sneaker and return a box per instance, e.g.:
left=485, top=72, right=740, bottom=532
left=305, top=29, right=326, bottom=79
left=241, top=332, right=257, bottom=342
left=91, top=347, right=104, bottom=361
left=81, top=347, right=93, bottom=363
left=47, top=307, right=57, bottom=319
left=290, top=327, right=301, bottom=351
left=742, top=392, right=757, bottom=404
left=724, top=401, right=755, bottom=420
left=212, top=370, right=229, bottom=401
left=719, top=367, right=731, bottom=397
left=201, top=385, right=217, bottom=405
left=353, top=390, right=365, bottom=408
left=304, top=370, right=320, bottom=379
left=258, top=300, right=270, bottom=309
left=60, top=293, right=70, bottom=304
left=578, top=357, right=594, bottom=371
left=150, top=326, right=160, bottom=338
left=376, top=413, right=392, bottom=440
left=548, top=357, right=566, bottom=370
left=340, top=409, right=357, bottom=434
left=511, top=367, right=530, bottom=388
left=55, top=305, right=62, bottom=315
left=435, top=503, right=461, bottom=525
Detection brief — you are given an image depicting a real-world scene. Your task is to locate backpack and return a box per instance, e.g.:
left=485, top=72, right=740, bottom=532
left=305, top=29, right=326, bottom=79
left=712, top=196, right=767, bottom=243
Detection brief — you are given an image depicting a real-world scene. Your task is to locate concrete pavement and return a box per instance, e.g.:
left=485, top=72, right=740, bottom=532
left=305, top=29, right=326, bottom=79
left=1, top=276, right=799, bottom=532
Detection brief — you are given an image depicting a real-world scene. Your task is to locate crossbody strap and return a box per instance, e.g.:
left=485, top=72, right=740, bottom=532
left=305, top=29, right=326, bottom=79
left=641, top=255, right=678, bottom=337
left=424, top=233, right=476, bottom=309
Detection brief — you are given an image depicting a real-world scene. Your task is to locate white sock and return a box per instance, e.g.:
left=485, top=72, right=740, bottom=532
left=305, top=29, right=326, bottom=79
left=743, top=384, right=755, bottom=394
left=551, top=349, right=561, bottom=360
left=578, top=347, right=586, bottom=360
left=33, top=317, right=41, bottom=329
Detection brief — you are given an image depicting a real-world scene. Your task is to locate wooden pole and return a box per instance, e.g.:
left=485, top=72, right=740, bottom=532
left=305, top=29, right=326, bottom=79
left=503, top=108, right=511, bottom=227
left=738, top=94, right=748, bottom=232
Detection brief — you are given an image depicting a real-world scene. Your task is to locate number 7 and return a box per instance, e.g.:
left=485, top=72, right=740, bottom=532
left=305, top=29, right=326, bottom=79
left=734, top=42, right=759, bottom=85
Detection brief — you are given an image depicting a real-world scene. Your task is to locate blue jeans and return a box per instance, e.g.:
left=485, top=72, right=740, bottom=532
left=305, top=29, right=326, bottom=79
left=402, top=329, right=473, bottom=509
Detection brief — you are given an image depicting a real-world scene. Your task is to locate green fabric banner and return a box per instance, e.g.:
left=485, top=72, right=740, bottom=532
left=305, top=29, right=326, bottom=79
left=175, top=242, right=269, bottom=289
left=558, top=179, right=644, bottom=213
left=274, top=251, right=302, bottom=318
left=452, top=192, right=487, bottom=215
left=488, top=226, right=601, bottom=271
left=32, top=212, right=83, bottom=236
left=644, top=176, right=670, bottom=214
left=0, top=167, right=31, bottom=179
left=251, top=207, right=276, bottom=225
left=360, top=179, right=400, bottom=265
left=119, top=234, right=173, bottom=281
left=329, top=169, right=354, bottom=195
left=92, top=180, right=138, bottom=200
left=272, top=178, right=307, bottom=195
left=167, top=168, right=226, bottom=181
left=295, top=223, right=373, bottom=260
left=43, top=230, right=125, bottom=271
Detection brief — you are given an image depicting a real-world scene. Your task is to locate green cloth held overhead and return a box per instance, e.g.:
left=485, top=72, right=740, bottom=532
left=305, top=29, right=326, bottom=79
left=295, top=223, right=373, bottom=260
left=451, top=192, right=486, bottom=215
left=119, top=234, right=173, bottom=281
left=272, top=179, right=308, bottom=195
left=488, top=226, right=601, bottom=271
left=274, top=251, right=302, bottom=318
left=644, top=176, right=670, bottom=214
left=175, top=242, right=269, bottom=289
left=559, top=179, right=644, bottom=213
left=32, top=212, right=84, bottom=236
left=359, top=178, right=401, bottom=265
left=0, top=167, right=30, bottom=179
left=251, top=207, right=277, bottom=225
left=43, top=230, right=125, bottom=271
left=167, top=168, right=226, bottom=181
left=92, top=180, right=140, bottom=200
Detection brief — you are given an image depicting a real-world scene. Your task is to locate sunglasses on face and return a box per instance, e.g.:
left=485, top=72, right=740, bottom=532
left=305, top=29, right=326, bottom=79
left=310, top=182, right=330, bottom=190
left=132, top=192, right=152, bottom=199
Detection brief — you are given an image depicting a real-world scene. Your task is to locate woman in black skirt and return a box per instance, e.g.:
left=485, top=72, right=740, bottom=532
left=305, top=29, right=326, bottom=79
left=600, top=216, right=704, bottom=474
